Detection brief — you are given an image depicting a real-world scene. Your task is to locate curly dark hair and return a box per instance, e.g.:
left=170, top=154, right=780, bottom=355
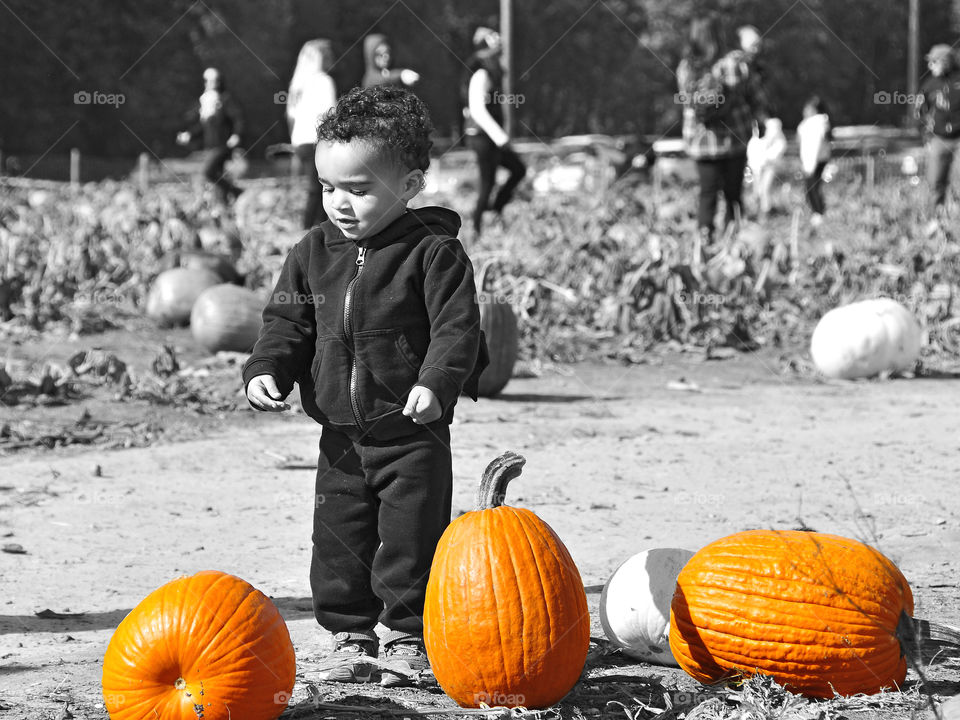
left=316, top=85, right=433, bottom=172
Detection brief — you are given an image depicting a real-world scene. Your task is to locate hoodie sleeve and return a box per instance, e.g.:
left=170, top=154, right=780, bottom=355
left=241, top=243, right=317, bottom=397
left=416, top=239, right=482, bottom=411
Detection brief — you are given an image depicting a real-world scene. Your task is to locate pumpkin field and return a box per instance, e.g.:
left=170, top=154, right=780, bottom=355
left=2, top=159, right=960, bottom=719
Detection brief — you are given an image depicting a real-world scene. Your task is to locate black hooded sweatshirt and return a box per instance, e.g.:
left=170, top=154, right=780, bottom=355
left=242, top=206, right=487, bottom=440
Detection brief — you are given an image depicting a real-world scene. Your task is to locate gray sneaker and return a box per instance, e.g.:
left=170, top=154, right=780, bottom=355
left=317, top=631, right=378, bottom=683
left=380, top=635, right=431, bottom=687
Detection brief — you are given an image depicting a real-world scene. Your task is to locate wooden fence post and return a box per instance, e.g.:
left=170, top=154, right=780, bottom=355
left=138, top=152, right=150, bottom=193
left=70, top=148, right=81, bottom=187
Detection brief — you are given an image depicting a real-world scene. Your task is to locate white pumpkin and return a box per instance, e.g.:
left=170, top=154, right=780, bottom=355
left=190, top=284, right=265, bottom=354
left=145, top=267, right=222, bottom=327
left=599, top=547, right=695, bottom=666
left=810, top=297, right=922, bottom=379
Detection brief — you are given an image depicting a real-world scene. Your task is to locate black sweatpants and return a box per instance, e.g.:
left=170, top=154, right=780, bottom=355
left=310, top=424, right=453, bottom=635
left=695, top=155, right=747, bottom=237
left=468, top=133, right=526, bottom=234
left=804, top=161, right=827, bottom=215
left=202, top=146, right=241, bottom=203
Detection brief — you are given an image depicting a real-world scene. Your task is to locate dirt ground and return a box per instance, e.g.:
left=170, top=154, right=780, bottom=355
left=1, top=324, right=959, bottom=719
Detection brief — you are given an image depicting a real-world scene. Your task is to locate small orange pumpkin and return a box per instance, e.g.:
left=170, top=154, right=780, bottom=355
left=102, top=570, right=296, bottom=719
left=669, top=529, right=913, bottom=698
left=423, top=452, right=590, bottom=709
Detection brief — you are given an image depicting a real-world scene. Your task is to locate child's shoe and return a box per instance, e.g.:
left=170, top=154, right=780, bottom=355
left=317, top=631, right=378, bottom=683
left=380, top=633, right=431, bottom=687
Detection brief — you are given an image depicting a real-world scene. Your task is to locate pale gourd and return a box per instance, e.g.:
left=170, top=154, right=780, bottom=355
left=190, top=284, right=264, bottom=354
left=810, top=298, right=921, bottom=379
left=599, top=547, right=695, bottom=666
left=145, top=268, right=222, bottom=327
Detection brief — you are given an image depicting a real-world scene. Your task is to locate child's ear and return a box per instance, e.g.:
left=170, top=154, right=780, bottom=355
left=401, top=169, right=425, bottom=202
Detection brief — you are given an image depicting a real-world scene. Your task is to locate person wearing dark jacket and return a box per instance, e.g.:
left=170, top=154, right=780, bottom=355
left=361, top=33, right=420, bottom=89
left=916, top=44, right=960, bottom=231
left=464, top=26, right=526, bottom=235
left=676, top=14, right=763, bottom=257
left=243, top=85, right=487, bottom=687
left=176, top=67, right=244, bottom=203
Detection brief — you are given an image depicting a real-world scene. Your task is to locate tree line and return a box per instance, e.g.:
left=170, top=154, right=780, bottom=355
left=0, top=0, right=956, bottom=168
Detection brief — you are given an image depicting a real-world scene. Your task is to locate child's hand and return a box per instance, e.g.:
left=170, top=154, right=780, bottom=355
left=403, top=385, right=441, bottom=425
left=246, top=374, right=290, bottom=412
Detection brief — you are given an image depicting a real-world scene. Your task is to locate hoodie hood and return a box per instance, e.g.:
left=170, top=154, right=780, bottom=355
left=367, top=206, right=462, bottom=248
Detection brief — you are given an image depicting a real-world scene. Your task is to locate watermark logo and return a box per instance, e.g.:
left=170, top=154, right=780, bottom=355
left=490, top=90, right=525, bottom=107
left=273, top=492, right=325, bottom=508
left=674, top=491, right=724, bottom=507
left=273, top=690, right=293, bottom=705
left=272, top=291, right=325, bottom=306
left=677, top=291, right=725, bottom=307
left=75, top=490, right=127, bottom=506
left=873, top=90, right=920, bottom=106
left=76, top=289, right=129, bottom=306
left=674, top=90, right=725, bottom=107
left=273, top=91, right=288, bottom=105
left=474, top=692, right=525, bottom=707
left=873, top=492, right=923, bottom=507
left=476, top=291, right=514, bottom=305
left=74, top=90, right=125, bottom=108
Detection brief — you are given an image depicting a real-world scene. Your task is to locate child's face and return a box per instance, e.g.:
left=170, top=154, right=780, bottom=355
left=929, top=57, right=949, bottom=77
left=316, top=139, right=423, bottom=241
left=374, top=43, right=391, bottom=69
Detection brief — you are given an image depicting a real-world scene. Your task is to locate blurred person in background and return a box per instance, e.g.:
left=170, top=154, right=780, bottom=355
left=797, top=95, right=832, bottom=228
left=177, top=67, right=244, bottom=204
left=288, top=39, right=338, bottom=229
left=464, top=26, right=526, bottom=236
left=916, top=44, right=960, bottom=235
left=361, top=34, right=420, bottom=89
left=746, top=116, right=787, bottom=218
left=676, top=14, right=764, bottom=257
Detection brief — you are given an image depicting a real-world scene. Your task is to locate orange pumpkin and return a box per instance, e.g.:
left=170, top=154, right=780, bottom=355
left=423, top=452, right=590, bottom=709
left=190, top=284, right=264, bottom=354
left=669, top=529, right=913, bottom=698
left=102, top=570, right=296, bottom=719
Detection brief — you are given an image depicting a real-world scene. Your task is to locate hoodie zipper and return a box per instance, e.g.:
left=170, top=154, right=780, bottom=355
left=344, top=246, right=367, bottom=430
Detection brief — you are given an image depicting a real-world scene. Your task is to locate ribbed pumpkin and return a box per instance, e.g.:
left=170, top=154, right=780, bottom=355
left=477, top=299, right=519, bottom=397
left=599, top=548, right=695, bottom=666
left=669, top=529, right=914, bottom=698
left=475, top=260, right=519, bottom=397
left=190, top=284, right=265, bottom=354
left=146, top=267, right=222, bottom=327
left=423, top=452, right=590, bottom=709
left=102, top=570, right=296, bottom=719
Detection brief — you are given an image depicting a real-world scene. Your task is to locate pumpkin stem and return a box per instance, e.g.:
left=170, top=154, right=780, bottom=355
left=476, top=451, right=526, bottom=510
left=175, top=677, right=187, bottom=690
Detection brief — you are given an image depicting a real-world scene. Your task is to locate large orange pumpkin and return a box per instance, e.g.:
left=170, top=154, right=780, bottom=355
left=190, top=284, right=264, bottom=354
left=102, top=570, right=296, bottom=719
left=669, top=529, right=914, bottom=698
left=423, top=452, right=590, bottom=709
